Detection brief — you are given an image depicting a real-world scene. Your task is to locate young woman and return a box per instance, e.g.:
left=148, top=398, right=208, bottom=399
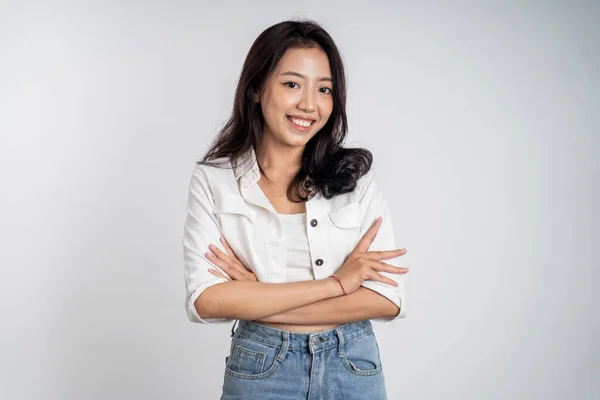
left=183, top=19, right=409, bottom=399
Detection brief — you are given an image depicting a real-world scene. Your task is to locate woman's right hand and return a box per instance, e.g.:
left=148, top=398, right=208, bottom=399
left=332, top=217, right=409, bottom=295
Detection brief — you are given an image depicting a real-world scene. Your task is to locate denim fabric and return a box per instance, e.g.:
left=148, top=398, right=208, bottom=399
left=221, top=319, right=387, bottom=400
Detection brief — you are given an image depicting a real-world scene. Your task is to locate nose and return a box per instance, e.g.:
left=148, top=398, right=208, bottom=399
left=298, top=89, right=316, bottom=113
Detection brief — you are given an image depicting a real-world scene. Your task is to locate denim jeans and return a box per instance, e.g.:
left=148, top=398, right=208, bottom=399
left=221, top=319, right=387, bottom=399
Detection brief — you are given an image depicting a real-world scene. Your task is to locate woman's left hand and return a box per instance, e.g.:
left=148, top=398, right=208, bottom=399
left=206, top=236, right=258, bottom=281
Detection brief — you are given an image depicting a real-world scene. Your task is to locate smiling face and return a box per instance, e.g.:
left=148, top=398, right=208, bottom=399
left=256, top=46, right=334, bottom=149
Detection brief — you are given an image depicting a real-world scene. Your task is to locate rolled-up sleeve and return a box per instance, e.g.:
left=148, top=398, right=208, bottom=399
left=183, top=165, right=233, bottom=324
left=357, top=168, right=407, bottom=322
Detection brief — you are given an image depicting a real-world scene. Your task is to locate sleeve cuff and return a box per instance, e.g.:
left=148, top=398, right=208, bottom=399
left=186, top=278, right=234, bottom=324
left=361, top=280, right=406, bottom=322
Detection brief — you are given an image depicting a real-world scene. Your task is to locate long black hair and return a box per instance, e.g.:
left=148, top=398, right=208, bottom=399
left=199, top=19, right=372, bottom=201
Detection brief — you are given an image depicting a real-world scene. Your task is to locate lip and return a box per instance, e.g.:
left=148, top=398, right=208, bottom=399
left=287, top=115, right=316, bottom=123
left=286, top=116, right=315, bottom=132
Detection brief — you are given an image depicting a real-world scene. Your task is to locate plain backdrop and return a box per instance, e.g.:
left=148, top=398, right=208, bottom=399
left=1, top=1, right=598, bottom=399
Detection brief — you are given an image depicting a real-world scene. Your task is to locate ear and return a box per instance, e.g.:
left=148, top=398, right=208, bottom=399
left=254, top=91, right=260, bottom=103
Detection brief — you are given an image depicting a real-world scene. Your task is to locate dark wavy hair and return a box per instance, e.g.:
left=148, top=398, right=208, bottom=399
left=199, top=19, right=372, bottom=201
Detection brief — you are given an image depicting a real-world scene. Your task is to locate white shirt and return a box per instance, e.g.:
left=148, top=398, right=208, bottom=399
left=183, top=147, right=407, bottom=324
left=277, top=212, right=314, bottom=282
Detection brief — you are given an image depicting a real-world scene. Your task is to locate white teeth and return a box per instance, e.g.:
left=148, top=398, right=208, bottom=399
left=289, top=117, right=313, bottom=127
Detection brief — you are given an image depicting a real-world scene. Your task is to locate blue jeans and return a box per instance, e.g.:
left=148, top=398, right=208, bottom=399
left=221, top=319, right=387, bottom=399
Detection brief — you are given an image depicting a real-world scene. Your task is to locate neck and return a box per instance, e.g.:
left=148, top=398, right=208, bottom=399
left=255, top=138, right=304, bottom=178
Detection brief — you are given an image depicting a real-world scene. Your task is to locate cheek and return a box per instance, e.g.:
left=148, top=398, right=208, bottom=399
left=320, top=103, right=334, bottom=125
left=263, top=92, right=293, bottom=119
left=260, top=100, right=280, bottom=126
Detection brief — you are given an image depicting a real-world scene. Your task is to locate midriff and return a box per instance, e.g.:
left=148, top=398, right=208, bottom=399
left=253, top=321, right=342, bottom=333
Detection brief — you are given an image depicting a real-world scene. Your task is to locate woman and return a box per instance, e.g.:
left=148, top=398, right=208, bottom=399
left=183, top=19, right=409, bottom=399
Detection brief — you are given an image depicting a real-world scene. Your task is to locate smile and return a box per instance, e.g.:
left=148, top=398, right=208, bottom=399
left=287, top=116, right=316, bottom=130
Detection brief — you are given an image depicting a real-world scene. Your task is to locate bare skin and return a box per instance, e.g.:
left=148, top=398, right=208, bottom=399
left=207, top=218, right=409, bottom=332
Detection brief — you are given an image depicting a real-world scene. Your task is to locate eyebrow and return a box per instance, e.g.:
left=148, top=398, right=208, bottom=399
left=280, top=71, right=332, bottom=82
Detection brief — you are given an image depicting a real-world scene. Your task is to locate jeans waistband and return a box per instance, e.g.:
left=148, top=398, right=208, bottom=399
left=234, top=320, right=374, bottom=353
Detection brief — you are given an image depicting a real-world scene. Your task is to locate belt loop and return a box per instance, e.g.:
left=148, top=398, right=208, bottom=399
left=230, top=319, right=239, bottom=338
left=275, top=331, right=289, bottom=362
left=335, top=327, right=345, bottom=358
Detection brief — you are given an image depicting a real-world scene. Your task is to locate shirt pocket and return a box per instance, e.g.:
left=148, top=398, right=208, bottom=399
left=328, top=202, right=362, bottom=260
left=329, top=202, right=361, bottom=229
left=212, top=194, right=256, bottom=268
left=213, top=193, right=256, bottom=223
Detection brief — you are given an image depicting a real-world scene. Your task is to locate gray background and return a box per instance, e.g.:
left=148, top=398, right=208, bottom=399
left=1, top=1, right=598, bottom=399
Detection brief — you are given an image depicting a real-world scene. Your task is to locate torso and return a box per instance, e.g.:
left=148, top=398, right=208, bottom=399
left=254, top=174, right=341, bottom=333
left=255, top=321, right=341, bottom=332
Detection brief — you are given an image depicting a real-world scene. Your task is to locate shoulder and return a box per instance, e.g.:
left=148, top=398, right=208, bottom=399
left=191, top=157, right=234, bottom=182
left=189, top=157, right=244, bottom=202
left=355, top=163, right=379, bottom=201
left=322, top=164, right=379, bottom=209
left=188, top=158, right=236, bottom=195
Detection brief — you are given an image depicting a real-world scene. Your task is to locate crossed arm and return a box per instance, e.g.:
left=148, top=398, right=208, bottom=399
left=255, top=286, right=400, bottom=324
left=204, top=237, right=400, bottom=325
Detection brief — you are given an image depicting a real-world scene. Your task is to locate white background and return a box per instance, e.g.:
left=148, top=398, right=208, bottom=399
left=1, top=1, right=598, bottom=399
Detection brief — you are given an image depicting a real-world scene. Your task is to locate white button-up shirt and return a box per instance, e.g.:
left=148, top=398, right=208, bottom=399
left=183, top=147, right=406, bottom=324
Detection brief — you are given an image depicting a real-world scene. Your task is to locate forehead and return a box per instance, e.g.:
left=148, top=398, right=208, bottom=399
left=274, top=47, right=332, bottom=76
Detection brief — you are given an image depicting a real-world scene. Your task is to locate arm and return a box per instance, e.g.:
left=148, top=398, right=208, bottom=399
left=202, top=167, right=408, bottom=324
left=194, top=166, right=408, bottom=324
left=355, top=167, right=407, bottom=322
left=196, top=278, right=343, bottom=321
left=254, top=287, right=400, bottom=325
left=184, top=165, right=344, bottom=324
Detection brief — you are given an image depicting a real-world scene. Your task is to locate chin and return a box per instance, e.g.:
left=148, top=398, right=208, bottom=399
left=283, top=139, right=310, bottom=148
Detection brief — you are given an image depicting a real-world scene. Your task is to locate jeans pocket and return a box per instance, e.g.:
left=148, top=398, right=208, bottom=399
left=340, top=330, right=383, bottom=376
left=225, top=333, right=281, bottom=380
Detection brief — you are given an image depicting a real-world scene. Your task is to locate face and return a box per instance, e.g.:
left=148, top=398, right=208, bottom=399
left=256, top=47, right=334, bottom=148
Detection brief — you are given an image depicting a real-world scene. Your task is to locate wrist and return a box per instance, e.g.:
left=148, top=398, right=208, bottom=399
left=328, top=275, right=347, bottom=296
left=322, top=276, right=342, bottom=298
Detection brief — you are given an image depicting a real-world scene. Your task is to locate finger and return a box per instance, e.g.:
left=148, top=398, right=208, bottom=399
left=220, top=237, right=246, bottom=269
left=209, top=244, right=247, bottom=276
left=208, top=268, right=231, bottom=281
left=244, top=271, right=259, bottom=282
left=367, top=260, right=409, bottom=274
left=220, top=236, right=238, bottom=260
left=209, top=244, right=230, bottom=262
left=368, top=271, right=399, bottom=287
left=364, top=248, right=407, bottom=261
left=355, top=217, right=382, bottom=253
left=205, top=252, right=242, bottom=280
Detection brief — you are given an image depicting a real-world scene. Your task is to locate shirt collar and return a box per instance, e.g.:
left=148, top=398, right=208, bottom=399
left=232, top=146, right=324, bottom=202
left=232, top=146, right=260, bottom=187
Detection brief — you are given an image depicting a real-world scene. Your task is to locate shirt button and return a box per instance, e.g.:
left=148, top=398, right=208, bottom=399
left=315, top=259, right=323, bottom=266
left=310, top=219, right=318, bottom=227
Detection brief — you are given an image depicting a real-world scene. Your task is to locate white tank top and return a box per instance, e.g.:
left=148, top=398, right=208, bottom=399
left=277, top=212, right=314, bottom=282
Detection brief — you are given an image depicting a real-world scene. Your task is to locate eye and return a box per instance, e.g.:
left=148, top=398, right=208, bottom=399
left=285, top=82, right=299, bottom=89
left=320, top=87, right=333, bottom=94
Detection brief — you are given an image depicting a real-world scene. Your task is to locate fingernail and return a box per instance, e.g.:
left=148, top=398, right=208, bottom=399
left=206, top=253, right=213, bottom=258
